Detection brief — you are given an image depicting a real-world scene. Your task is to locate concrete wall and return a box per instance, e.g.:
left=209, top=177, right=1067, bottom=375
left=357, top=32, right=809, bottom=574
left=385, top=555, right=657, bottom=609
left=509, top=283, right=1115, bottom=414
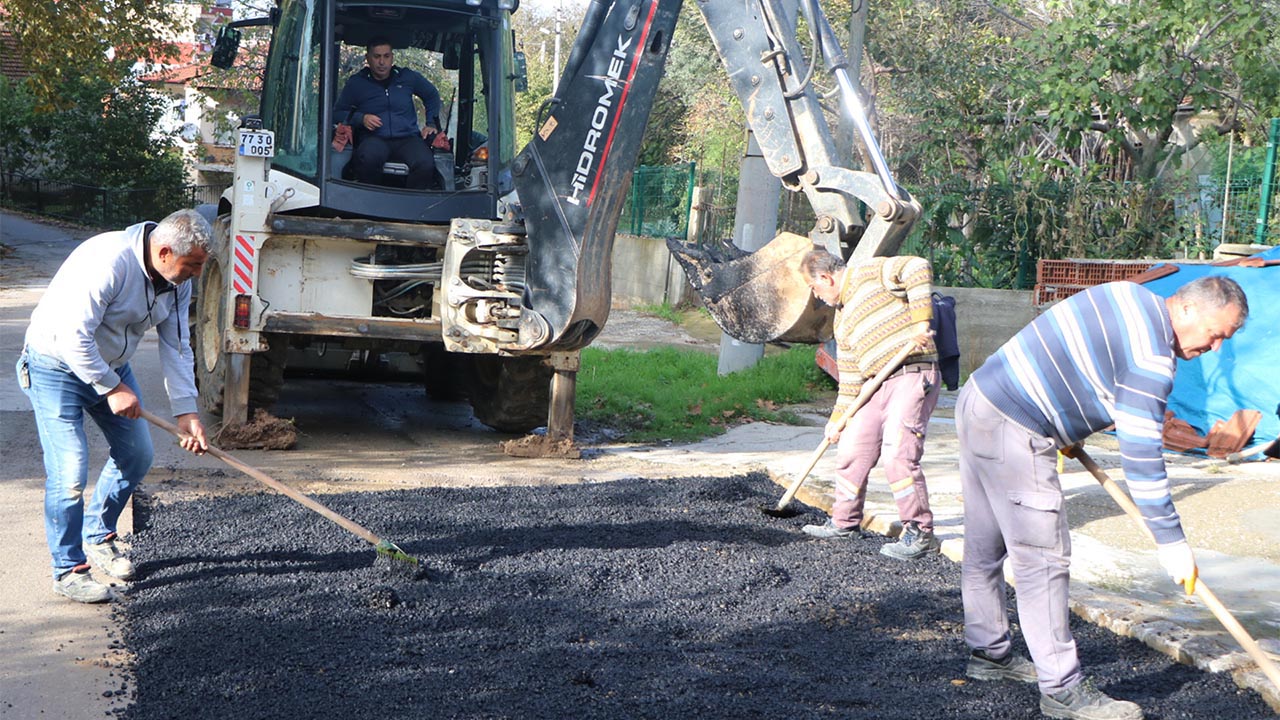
left=938, top=286, right=1039, bottom=379
left=611, top=233, right=689, bottom=307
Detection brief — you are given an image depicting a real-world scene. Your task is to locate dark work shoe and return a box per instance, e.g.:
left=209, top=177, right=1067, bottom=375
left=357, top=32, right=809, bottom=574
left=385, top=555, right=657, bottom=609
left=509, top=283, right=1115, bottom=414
left=801, top=519, right=864, bottom=540
left=52, top=569, right=112, bottom=604
left=965, top=649, right=1038, bottom=683
left=1040, top=681, right=1143, bottom=720
left=85, top=534, right=135, bottom=580
left=879, top=522, right=940, bottom=560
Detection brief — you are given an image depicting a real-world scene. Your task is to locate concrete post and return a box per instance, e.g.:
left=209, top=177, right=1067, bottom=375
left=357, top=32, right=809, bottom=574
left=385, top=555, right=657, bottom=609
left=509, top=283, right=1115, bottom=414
left=686, top=185, right=706, bottom=245
left=717, top=131, right=781, bottom=375
left=835, top=0, right=868, bottom=167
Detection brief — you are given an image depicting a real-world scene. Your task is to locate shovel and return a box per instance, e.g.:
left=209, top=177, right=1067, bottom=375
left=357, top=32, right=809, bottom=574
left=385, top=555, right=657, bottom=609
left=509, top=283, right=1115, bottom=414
left=761, top=341, right=919, bottom=518
left=1063, top=445, right=1280, bottom=693
left=140, top=409, right=422, bottom=576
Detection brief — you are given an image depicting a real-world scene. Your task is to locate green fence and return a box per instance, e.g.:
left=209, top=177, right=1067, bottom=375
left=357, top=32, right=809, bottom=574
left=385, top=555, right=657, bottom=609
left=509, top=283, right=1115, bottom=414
left=619, top=163, right=696, bottom=238
left=1, top=174, right=225, bottom=228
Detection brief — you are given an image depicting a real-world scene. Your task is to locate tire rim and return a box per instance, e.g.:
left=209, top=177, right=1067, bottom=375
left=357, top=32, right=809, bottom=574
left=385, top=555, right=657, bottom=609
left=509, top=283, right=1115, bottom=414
left=199, top=258, right=224, bottom=373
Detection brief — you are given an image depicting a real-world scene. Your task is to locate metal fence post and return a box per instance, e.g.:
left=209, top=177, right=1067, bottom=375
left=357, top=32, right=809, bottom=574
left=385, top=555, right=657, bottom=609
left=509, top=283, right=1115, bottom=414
left=634, top=168, right=647, bottom=236
left=628, top=171, right=641, bottom=235
left=1255, top=118, right=1279, bottom=245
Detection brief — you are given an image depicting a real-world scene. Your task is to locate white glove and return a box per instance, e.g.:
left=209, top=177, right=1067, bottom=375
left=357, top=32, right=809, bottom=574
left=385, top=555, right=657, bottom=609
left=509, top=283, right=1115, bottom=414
left=1156, top=541, right=1198, bottom=594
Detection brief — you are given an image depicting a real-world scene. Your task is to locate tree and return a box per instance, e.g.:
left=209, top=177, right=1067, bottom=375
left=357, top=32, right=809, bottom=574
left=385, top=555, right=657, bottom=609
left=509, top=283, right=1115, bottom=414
left=1013, top=0, right=1280, bottom=183
left=3, top=0, right=184, bottom=109
left=652, top=2, right=746, bottom=173
left=866, top=0, right=1027, bottom=185
left=0, top=77, right=41, bottom=179
left=47, top=75, right=187, bottom=190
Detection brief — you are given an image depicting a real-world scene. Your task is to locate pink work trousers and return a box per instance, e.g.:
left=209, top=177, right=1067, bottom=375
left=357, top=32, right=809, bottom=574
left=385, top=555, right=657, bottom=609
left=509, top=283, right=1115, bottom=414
left=830, top=363, right=940, bottom=532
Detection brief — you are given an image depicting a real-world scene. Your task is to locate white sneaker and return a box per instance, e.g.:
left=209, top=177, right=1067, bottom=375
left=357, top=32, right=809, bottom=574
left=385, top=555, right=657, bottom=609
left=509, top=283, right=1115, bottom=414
left=85, top=535, right=136, bottom=580
left=52, top=570, right=112, bottom=604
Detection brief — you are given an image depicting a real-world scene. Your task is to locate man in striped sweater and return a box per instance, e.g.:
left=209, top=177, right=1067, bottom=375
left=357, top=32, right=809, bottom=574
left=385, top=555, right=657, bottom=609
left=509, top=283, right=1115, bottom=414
left=957, top=276, right=1248, bottom=720
left=799, top=249, right=942, bottom=561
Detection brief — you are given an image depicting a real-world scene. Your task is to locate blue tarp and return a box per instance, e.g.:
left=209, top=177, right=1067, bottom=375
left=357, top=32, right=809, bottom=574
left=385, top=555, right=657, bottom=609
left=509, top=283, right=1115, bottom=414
left=1142, top=246, right=1280, bottom=447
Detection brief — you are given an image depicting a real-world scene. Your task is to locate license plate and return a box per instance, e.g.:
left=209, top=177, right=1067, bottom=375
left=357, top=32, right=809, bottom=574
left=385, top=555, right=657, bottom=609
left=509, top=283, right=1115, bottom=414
left=238, top=129, right=275, bottom=158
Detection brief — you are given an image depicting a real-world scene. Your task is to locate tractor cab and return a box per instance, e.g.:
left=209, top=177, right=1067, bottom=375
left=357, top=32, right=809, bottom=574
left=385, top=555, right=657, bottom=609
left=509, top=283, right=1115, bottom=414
left=218, top=0, right=523, bottom=223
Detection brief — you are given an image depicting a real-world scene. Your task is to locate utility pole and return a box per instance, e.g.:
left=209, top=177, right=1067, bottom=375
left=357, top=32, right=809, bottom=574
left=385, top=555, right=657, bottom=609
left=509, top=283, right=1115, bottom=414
left=541, top=3, right=565, bottom=95
left=717, top=130, right=782, bottom=375
left=836, top=0, right=869, bottom=169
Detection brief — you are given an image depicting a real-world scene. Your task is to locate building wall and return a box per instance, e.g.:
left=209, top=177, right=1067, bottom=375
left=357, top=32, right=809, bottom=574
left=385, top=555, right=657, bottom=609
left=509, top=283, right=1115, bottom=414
left=937, top=286, right=1038, bottom=379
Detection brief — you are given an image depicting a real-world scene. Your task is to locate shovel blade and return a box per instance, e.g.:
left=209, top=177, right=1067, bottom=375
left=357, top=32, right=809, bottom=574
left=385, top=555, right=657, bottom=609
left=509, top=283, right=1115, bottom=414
left=667, top=232, right=834, bottom=345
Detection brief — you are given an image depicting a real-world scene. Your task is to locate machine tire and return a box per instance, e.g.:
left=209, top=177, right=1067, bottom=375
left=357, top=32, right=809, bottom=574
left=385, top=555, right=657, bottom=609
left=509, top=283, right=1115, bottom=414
left=465, top=355, right=553, bottom=433
left=421, top=344, right=469, bottom=402
left=194, top=219, right=287, bottom=417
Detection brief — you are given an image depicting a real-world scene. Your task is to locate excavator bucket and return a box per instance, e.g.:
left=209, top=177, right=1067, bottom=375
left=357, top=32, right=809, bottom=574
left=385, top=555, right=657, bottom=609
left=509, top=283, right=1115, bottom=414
left=667, top=232, right=833, bottom=345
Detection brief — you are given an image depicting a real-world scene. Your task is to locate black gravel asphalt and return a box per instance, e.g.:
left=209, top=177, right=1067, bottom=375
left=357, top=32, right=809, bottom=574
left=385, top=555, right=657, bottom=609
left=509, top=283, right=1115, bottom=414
left=116, top=472, right=1272, bottom=719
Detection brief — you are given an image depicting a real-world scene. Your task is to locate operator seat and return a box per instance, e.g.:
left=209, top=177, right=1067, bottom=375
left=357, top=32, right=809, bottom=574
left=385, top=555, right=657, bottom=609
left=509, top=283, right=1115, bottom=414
left=329, top=140, right=454, bottom=191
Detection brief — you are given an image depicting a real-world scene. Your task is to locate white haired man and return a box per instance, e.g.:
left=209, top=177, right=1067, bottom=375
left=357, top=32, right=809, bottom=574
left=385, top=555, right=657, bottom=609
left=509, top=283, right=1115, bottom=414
left=958, top=275, right=1248, bottom=719
left=18, top=208, right=212, bottom=603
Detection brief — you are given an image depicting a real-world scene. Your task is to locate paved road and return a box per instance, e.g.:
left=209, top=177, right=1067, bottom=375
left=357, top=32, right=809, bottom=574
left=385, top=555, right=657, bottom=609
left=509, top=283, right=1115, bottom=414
left=0, top=213, right=135, bottom=718
left=3, top=210, right=1278, bottom=716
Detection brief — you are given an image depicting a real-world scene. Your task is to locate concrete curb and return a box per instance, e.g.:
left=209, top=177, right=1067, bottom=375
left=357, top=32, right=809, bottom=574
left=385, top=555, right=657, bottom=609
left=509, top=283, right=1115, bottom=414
left=768, top=469, right=1280, bottom=713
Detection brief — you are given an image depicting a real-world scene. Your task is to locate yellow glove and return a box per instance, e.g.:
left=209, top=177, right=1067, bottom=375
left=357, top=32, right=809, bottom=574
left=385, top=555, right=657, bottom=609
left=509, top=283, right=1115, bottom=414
left=1157, top=541, right=1198, bottom=595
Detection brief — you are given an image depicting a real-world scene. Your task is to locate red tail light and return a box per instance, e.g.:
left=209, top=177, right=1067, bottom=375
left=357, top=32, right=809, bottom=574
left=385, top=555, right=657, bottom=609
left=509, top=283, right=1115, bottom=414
left=233, top=294, right=251, bottom=328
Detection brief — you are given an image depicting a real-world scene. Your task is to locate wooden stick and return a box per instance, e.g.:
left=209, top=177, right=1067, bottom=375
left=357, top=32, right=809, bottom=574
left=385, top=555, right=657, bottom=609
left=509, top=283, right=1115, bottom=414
left=1067, top=446, right=1280, bottom=692
left=140, top=409, right=382, bottom=547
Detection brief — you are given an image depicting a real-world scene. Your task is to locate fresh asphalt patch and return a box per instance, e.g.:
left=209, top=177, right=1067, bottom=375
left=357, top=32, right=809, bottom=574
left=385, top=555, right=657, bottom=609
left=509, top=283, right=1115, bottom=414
left=117, top=472, right=1271, bottom=719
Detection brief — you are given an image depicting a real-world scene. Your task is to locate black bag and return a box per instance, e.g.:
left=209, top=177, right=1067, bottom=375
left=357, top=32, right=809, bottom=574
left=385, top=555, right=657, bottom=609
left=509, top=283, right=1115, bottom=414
left=931, top=292, right=960, bottom=391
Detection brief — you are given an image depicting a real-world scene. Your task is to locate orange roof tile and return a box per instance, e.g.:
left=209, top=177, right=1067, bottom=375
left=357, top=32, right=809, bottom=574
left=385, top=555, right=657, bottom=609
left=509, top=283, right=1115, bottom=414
left=1, top=31, right=32, bottom=81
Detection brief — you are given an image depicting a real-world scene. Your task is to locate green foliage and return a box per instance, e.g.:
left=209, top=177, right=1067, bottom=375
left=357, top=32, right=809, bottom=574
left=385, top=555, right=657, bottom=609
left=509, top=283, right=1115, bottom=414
left=576, top=345, right=831, bottom=443
left=900, top=176, right=1197, bottom=288
left=633, top=302, right=684, bottom=325
left=511, top=7, right=580, bottom=150
left=868, top=0, right=1026, bottom=185
left=1011, top=0, right=1280, bottom=181
left=4, top=0, right=183, bottom=110
left=645, top=3, right=745, bottom=170
left=0, top=73, right=190, bottom=225
left=0, top=77, right=40, bottom=178
left=46, top=76, right=188, bottom=192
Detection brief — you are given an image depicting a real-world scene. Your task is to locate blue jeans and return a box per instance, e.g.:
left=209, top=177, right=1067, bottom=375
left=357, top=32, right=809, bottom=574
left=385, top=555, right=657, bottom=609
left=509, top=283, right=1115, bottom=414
left=17, top=348, right=153, bottom=580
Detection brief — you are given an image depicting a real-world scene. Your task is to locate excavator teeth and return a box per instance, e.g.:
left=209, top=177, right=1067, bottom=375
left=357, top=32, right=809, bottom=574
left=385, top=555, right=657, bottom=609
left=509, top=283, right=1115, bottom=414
left=667, top=232, right=834, bottom=345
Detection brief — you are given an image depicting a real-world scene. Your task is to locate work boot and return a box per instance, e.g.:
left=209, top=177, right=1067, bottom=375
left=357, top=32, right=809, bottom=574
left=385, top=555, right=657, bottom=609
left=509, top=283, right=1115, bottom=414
left=801, top=519, right=864, bottom=539
left=52, top=568, right=112, bottom=604
left=1040, top=681, right=1144, bottom=720
left=879, top=521, right=940, bottom=560
left=85, top=534, right=135, bottom=580
left=965, top=649, right=1038, bottom=683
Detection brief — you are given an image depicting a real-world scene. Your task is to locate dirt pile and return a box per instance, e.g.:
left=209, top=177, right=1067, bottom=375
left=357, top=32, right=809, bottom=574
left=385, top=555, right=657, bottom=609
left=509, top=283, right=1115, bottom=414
left=116, top=473, right=1271, bottom=719
left=211, top=409, right=298, bottom=450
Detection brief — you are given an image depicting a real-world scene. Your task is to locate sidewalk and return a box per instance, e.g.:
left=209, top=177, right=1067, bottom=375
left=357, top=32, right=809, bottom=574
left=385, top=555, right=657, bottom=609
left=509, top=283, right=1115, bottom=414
left=606, top=390, right=1280, bottom=711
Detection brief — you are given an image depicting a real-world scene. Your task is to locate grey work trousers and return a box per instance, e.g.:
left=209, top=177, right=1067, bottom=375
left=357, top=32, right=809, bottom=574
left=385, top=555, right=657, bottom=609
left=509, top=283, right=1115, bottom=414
left=831, top=364, right=939, bottom=532
left=957, top=383, right=1082, bottom=695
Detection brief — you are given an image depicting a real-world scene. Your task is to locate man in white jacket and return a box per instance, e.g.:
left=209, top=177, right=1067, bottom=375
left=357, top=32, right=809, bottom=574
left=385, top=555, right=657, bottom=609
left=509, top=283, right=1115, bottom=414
left=18, top=208, right=212, bottom=603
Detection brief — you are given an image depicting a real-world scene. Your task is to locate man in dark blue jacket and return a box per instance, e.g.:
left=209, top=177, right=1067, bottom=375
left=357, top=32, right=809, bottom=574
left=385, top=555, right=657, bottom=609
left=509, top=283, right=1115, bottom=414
left=334, top=38, right=443, bottom=189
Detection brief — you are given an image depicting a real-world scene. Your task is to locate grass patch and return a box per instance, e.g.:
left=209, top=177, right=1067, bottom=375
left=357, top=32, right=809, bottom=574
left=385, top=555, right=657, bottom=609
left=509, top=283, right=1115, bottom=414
left=633, top=301, right=686, bottom=325
left=576, top=344, right=835, bottom=443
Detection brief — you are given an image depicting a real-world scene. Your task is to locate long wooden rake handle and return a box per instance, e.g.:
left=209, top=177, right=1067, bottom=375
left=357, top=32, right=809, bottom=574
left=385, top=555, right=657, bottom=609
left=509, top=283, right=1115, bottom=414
left=140, top=409, right=383, bottom=548
left=1066, top=445, right=1280, bottom=692
left=771, top=342, right=919, bottom=512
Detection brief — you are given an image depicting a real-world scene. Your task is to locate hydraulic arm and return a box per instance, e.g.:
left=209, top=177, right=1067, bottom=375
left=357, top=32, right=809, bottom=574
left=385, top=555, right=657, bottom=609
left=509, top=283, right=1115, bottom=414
left=511, top=0, right=919, bottom=349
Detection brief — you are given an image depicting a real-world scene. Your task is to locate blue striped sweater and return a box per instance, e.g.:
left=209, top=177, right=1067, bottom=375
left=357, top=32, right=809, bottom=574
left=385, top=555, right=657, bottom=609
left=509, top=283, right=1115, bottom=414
left=971, top=282, right=1184, bottom=546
